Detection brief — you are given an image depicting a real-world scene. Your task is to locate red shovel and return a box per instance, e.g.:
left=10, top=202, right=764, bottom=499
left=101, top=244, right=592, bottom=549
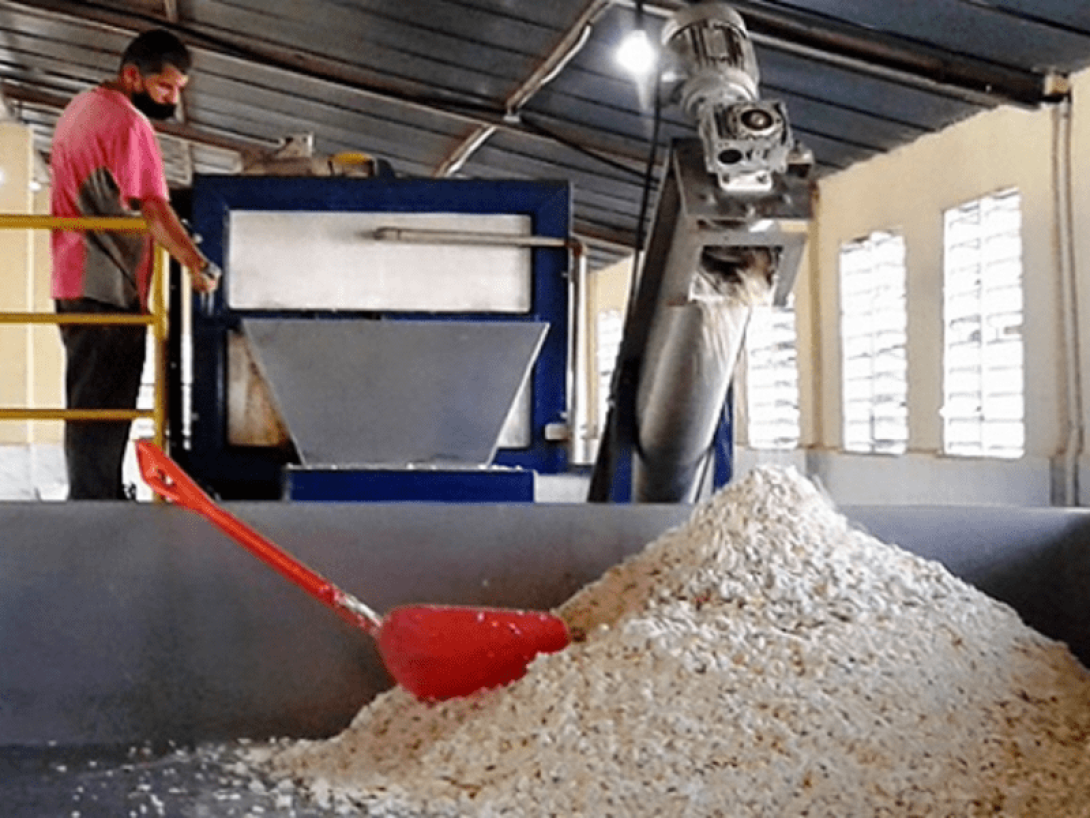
left=136, top=440, right=570, bottom=701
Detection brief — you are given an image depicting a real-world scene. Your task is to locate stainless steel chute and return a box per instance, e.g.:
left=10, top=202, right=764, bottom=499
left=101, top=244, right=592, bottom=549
left=241, top=318, right=547, bottom=468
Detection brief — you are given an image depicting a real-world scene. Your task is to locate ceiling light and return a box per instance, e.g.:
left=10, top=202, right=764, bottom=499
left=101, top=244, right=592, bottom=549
left=616, top=28, right=657, bottom=78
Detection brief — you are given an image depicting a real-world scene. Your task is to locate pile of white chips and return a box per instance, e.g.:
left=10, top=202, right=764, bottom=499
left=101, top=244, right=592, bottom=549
left=255, top=466, right=1090, bottom=817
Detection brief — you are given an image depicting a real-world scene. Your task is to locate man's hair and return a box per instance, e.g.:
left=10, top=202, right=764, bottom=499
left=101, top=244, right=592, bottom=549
left=120, top=29, right=192, bottom=75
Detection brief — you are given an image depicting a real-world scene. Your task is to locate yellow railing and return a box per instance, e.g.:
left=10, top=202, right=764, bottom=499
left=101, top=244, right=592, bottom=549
left=0, top=214, right=171, bottom=449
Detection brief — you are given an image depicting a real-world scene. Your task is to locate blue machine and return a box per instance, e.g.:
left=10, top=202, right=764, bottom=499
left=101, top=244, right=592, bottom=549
left=183, top=175, right=572, bottom=501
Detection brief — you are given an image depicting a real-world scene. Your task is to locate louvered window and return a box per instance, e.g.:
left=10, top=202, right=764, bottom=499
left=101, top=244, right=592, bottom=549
left=942, top=189, right=1024, bottom=458
left=839, top=231, right=908, bottom=454
left=745, top=297, right=799, bottom=449
left=596, top=309, right=625, bottom=434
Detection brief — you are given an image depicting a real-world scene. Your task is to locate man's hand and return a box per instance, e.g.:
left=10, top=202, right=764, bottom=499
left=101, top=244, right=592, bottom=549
left=139, top=196, right=221, bottom=291
left=193, top=260, right=222, bottom=294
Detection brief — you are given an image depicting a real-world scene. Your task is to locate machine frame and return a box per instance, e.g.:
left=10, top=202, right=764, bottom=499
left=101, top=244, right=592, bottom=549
left=182, top=175, right=572, bottom=499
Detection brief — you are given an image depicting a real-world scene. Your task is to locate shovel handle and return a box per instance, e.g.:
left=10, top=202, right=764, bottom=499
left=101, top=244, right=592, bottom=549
left=136, top=440, right=381, bottom=632
left=137, top=439, right=217, bottom=512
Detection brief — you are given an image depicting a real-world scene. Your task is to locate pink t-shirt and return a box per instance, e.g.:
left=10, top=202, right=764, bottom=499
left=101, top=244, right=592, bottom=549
left=50, top=86, right=169, bottom=310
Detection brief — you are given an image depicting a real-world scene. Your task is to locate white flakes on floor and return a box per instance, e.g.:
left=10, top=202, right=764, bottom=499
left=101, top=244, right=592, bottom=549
left=254, top=466, right=1090, bottom=817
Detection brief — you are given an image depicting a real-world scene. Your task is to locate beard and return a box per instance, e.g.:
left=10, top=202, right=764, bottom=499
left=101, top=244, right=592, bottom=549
left=131, top=91, right=177, bottom=121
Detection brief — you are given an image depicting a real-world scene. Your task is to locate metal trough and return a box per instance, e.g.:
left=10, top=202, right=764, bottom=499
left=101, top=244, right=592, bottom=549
left=1, top=502, right=1088, bottom=748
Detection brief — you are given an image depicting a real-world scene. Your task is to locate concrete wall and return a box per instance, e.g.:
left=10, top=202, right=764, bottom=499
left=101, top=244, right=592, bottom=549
left=735, top=67, right=1090, bottom=507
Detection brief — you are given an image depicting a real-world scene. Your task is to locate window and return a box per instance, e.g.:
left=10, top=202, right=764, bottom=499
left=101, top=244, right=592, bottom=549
left=745, top=297, right=799, bottom=449
left=595, top=308, right=625, bottom=436
left=942, top=189, right=1023, bottom=458
left=839, top=231, right=908, bottom=454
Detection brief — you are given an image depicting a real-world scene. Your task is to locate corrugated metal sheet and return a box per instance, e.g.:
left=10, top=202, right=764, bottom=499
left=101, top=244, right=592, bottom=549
left=1, top=0, right=1088, bottom=269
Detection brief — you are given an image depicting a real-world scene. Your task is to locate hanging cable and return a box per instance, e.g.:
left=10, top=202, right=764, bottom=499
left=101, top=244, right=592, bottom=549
left=630, top=63, right=665, bottom=304
left=623, top=35, right=667, bottom=467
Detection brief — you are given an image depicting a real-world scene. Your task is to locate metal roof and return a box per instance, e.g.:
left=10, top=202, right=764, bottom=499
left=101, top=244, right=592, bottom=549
left=1, top=0, right=1088, bottom=269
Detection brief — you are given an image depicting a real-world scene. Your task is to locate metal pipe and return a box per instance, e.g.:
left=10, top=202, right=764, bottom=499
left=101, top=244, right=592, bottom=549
left=0, top=213, right=147, bottom=232
left=1054, top=96, right=1082, bottom=506
left=434, top=125, right=498, bottom=178
left=570, top=241, right=594, bottom=464
left=0, top=313, right=153, bottom=325
left=368, top=227, right=573, bottom=249
left=370, top=225, right=587, bottom=463
left=151, top=246, right=170, bottom=450
left=633, top=299, right=754, bottom=502
left=0, top=408, right=150, bottom=421
left=433, top=0, right=609, bottom=177
left=631, top=241, right=767, bottom=502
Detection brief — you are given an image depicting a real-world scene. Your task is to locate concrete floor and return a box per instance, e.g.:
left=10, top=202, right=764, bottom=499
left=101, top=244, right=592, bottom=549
left=0, top=741, right=332, bottom=817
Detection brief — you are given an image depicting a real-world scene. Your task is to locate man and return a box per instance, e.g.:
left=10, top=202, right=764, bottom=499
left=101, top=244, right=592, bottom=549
left=51, top=28, right=219, bottom=499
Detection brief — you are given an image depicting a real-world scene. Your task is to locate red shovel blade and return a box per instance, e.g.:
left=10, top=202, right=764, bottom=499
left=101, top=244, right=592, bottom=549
left=378, top=605, right=570, bottom=700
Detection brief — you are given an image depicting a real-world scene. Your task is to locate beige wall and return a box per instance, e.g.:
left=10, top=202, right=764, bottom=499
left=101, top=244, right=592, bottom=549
left=812, top=101, right=1058, bottom=456
left=0, top=122, right=34, bottom=445
left=735, top=68, right=1090, bottom=505
left=0, top=121, right=62, bottom=449
left=579, top=255, right=632, bottom=459
left=1069, top=70, right=1090, bottom=494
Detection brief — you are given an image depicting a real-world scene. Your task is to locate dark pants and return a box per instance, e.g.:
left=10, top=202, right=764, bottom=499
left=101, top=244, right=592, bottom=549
left=56, top=299, right=147, bottom=500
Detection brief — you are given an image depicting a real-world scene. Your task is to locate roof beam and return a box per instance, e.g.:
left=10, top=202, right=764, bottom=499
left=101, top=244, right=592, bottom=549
left=0, top=80, right=264, bottom=158
left=2, top=0, right=653, bottom=178
left=435, top=0, right=613, bottom=178
left=161, top=0, right=196, bottom=183
left=622, top=0, right=1067, bottom=108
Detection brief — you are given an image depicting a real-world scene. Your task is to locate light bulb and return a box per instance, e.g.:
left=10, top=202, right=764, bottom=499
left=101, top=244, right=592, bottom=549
left=616, top=29, right=657, bottom=78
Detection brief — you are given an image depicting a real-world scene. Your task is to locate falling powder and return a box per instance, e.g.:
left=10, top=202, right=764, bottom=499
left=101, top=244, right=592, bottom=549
left=251, top=466, right=1090, bottom=817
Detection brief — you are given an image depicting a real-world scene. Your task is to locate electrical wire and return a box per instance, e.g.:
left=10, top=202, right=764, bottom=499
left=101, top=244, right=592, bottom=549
left=630, top=70, right=665, bottom=301
left=517, top=114, right=649, bottom=180
left=618, top=64, right=666, bottom=471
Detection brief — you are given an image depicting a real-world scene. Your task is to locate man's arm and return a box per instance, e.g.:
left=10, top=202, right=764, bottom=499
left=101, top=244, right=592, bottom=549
left=140, top=195, right=219, bottom=293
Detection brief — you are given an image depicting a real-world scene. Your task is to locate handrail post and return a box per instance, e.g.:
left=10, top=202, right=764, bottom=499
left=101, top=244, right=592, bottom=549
left=151, top=244, right=170, bottom=451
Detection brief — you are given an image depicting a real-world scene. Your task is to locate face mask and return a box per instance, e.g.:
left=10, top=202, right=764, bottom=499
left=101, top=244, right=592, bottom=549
left=131, top=90, right=177, bottom=121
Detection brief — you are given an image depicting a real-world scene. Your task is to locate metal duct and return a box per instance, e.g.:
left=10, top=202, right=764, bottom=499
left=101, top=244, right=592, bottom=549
left=632, top=246, right=772, bottom=502
left=589, top=139, right=811, bottom=503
